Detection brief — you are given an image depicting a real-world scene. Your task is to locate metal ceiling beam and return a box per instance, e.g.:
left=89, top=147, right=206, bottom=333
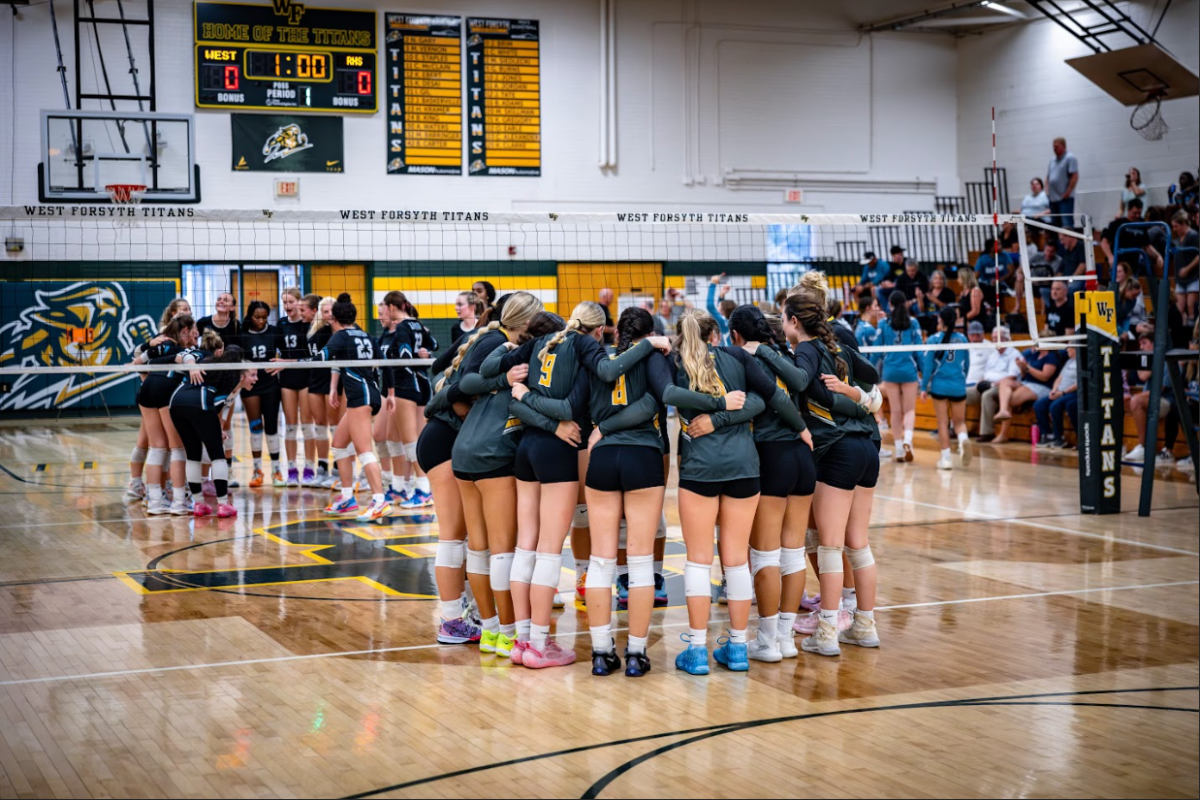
left=859, top=0, right=989, bottom=33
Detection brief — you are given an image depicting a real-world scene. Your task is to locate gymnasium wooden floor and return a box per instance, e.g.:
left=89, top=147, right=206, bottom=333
left=0, top=417, right=1197, bottom=799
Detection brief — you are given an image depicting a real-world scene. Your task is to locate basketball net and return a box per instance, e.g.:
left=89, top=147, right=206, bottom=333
left=105, top=183, right=146, bottom=228
left=1130, top=93, right=1168, bottom=141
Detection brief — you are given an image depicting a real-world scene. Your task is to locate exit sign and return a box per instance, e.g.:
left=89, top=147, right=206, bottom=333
left=275, top=179, right=299, bottom=199
left=784, top=188, right=803, bottom=203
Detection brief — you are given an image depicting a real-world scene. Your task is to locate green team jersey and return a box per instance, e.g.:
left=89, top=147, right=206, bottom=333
left=449, top=328, right=525, bottom=474
left=751, top=344, right=868, bottom=443
left=425, top=329, right=510, bottom=431
left=794, top=338, right=875, bottom=458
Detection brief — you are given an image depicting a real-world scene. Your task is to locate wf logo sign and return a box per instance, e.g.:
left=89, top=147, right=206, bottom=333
left=272, top=0, right=305, bottom=25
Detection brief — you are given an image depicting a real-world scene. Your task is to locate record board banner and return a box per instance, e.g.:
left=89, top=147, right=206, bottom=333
left=466, top=18, right=541, bottom=177
left=385, top=14, right=463, bottom=175
left=231, top=114, right=345, bottom=172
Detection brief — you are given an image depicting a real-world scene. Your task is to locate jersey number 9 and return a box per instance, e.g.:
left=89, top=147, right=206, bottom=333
left=538, top=354, right=556, bottom=387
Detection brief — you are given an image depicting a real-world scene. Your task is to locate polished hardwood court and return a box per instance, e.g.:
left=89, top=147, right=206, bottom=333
left=0, top=417, right=1196, bottom=799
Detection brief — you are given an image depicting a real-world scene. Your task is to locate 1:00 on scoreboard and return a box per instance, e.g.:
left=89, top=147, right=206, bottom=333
left=195, top=47, right=376, bottom=112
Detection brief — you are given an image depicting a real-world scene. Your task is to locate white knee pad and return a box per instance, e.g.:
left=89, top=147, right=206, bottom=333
left=511, top=548, right=536, bottom=585
left=314, top=425, right=328, bottom=442
left=656, top=512, right=667, bottom=540
left=489, top=551, right=515, bottom=592
left=304, top=423, right=317, bottom=440
left=404, top=442, right=418, bottom=462
left=434, top=540, right=465, bottom=569
left=531, top=552, right=563, bottom=590
left=131, top=446, right=148, bottom=464
left=170, top=447, right=186, bottom=464
left=617, top=519, right=628, bottom=550
left=805, top=527, right=819, bottom=555
left=265, top=433, right=280, bottom=455
left=466, top=548, right=490, bottom=576
left=571, top=504, right=588, bottom=529
left=780, top=547, right=806, bottom=577
left=817, top=545, right=844, bottom=575
left=846, top=545, right=875, bottom=571
left=359, top=451, right=379, bottom=468
left=284, top=424, right=299, bottom=442
left=724, top=562, right=753, bottom=602
left=249, top=430, right=264, bottom=452
left=627, top=554, right=654, bottom=589
left=387, top=440, right=406, bottom=458
left=331, top=445, right=354, bottom=461
left=185, top=461, right=202, bottom=485
left=749, top=548, right=782, bottom=578
left=585, top=555, right=616, bottom=591
left=210, top=460, right=229, bottom=482
left=146, top=447, right=167, bottom=467
left=684, top=560, right=712, bottom=598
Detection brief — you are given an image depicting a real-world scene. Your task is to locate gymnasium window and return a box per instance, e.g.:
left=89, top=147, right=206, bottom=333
left=767, top=224, right=815, bottom=304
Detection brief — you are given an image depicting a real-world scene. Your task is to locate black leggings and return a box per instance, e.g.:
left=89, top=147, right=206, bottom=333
left=170, top=404, right=230, bottom=497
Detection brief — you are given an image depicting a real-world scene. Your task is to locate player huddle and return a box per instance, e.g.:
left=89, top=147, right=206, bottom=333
left=124, top=272, right=886, bottom=678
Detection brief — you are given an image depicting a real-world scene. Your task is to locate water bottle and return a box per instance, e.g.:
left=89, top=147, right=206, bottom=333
left=1031, top=424, right=1040, bottom=446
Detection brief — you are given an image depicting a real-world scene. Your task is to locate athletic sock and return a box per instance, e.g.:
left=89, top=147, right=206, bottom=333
left=778, top=612, right=797, bottom=633
left=819, top=608, right=838, bottom=626
left=857, top=609, right=874, bottom=620
left=903, top=429, right=914, bottom=446
left=529, top=622, right=550, bottom=651
left=391, top=475, right=405, bottom=492
left=759, top=615, right=778, bottom=641
left=626, top=635, right=648, bottom=655
left=341, top=488, right=354, bottom=501
left=500, top=622, right=515, bottom=637
left=481, top=615, right=500, bottom=634
left=574, top=559, right=588, bottom=577
left=957, top=431, right=969, bottom=444
left=729, top=628, right=747, bottom=644
left=688, top=627, right=707, bottom=648
left=590, top=623, right=613, bottom=653
left=253, top=457, right=262, bottom=471
left=516, top=619, right=531, bottom=643
left=841, top=587, right=857, bottom=612
left=941, top=447, right=951, bottom=460
left=415, top=476, right=431, bottom=494
left=372, top=493, right=384, bottom=505
left=440, top=600, right=460, bottom=621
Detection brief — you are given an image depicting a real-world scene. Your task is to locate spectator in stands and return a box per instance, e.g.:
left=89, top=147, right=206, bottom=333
left=965, top=322, right=988, bottom=387
left=706, top=274, right=733, bottom=345
left=1101, top=198, right=1150, bottom=279
left=1046, top=136, right=1079, bottom=228
left=957, top=267, right=994, bottom=333
left=895, top=258, right=929, bottom=310
left=1116, top=275, right=1148, bottom=339
left=597, top=287, right=616, bottom=344
left=1169, top=210, right=1198, bottom=324
left=878, top=246, right=907, bottom=312
left=969, top=326, right=1022, bottom=443
left=1120, top=167, right=1146, bottom=216
left=917, top=268, right=956, bottom=333
left=1057, top=231, right=1089, bottom=296
left=472, top=280, right=497, bottom=314
left=992, top=335, right=1062, bottom=443
left=1033, top=344, right=1079, bottom=450
left=1044, top=281, right=1075, bottom=337
left=1031, top=239, right=1062, bottom=308
left=1020, top=177, right=1051, bottom=219
left=653, top=294, right=682, bottom=336
left=876, top=290, right=923, bottom=462
left=974, top=238, right=1014, bottom=292
left=1125, top=332, right=1168, bottom=464
left=1171, top=171, right=1198, bottom=208
left=854, top=251, right=888, bottom=300
left=1000, top=221, right=1021, bottom=253
left=450, top=290, right=485, bottom=344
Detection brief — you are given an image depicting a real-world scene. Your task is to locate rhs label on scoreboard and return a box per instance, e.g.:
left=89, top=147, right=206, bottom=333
left=385, top=14, right=463, bottom=176
left=232, top=114, right=344, bottom=172
left=466, top=18, right=541, bottom=177
left=194, top=1, right=377, bottom=113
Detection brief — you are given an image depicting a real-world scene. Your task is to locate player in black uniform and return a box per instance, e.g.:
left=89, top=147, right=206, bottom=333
left=373, top=296, right=403, bottom=501
left=303, top=296, right=336, bottom=487
left=196, top=292, right=241, bottom=486
left=391, top=293, right=437, bottom=508
left=240, top=301, right=285, bottom=488
left=316, top=294, right=396, bottom=522
left=275, top=288, right=312, bottom=487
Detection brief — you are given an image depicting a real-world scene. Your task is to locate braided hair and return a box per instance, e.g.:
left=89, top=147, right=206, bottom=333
left=616, top=307, right=655, bottom=354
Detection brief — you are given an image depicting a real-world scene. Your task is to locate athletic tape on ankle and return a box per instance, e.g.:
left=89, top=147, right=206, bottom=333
left=656, top=512, right=667, bottom=540
left=531, top=552, right=563, bottom=589
left=359, top=451, right=379, bottom=468
left=511, top=548, right=536, bottom=584
left=571, top=504, right=588, bottom=528
left=626, top=554, right=654, bottom=589
left=817, top=545, right=844, bottom=574
left=749, top=548, right=781, bottom=577
left=724, top=562, right=753, bottom=601
left=684, top=561, right=712, bottom=598
left=846, top=545, right=875, bottom=571
left=170, top=448, right=186, bottom=463
left=466, top=548, right=490, bottom=575
left=284, top=424, right=299, bottom=442
left=434, top=540, right=465, bottom=569
left=146, top=447, right=167, bottom=467
left=131, top=446, right=148, bottom=464
left=585, top=555, right=616, bottom=591
left=805, top=527, right=819, bottom=554
left=617, top=520, right=628, bottom=550
left=403, top=442, right=418, bottom=462
left=488, top=552, right=515, bottom=591
left=780, top=547, right=806, bottom=577
left=185, top=461, right=203, bottom=484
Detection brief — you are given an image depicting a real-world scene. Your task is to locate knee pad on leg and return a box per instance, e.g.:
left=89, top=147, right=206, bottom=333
left=314, top=425, right=328, bottom=442
left=284, top=424, right=299, bottom=442
left=627, top=554, right=654, bottom=589
left=330, top=445, right=354, bottom=461
left=359, top=451, right=379, bottom=469
left=250, top=431, right=263, bottom=453
left=571, top=504, right=588, bottom=529
left=248, top=417, right=264, bottom=434
left=817, top=545, right=844, bottom=575
left=434, top=540, right=465, bottom=569
left=617, top=520, right=628, bottom=550
left=656, top=512, right=667, bottom=540
left=684, top=560, right=712, bottom=598
left=531, top=552, right=563, bottom=590
left=749, top=548, right=781, bottom=578
left=185, top=461, right=202, bottom=485
left=388, top=440, right=407, bottom=458
left=585, top=555, right=616, bottom=591
left=146, top=447, right=167, bottom=467
left=724, top=562, right=753, bottom=602
left=404, top=442, right=418, bottom=462
left=846, top=545, right=875, bottom=571
left=170, top=447, right=186, bottom=464
left=304, top=423, right=317, bottom=440
left=805, top=527, right=819, bottom=555
left=780, top=547, right=806, bottom=577
left=210, top=460, right=229, bottom=482
left=131, top=446, right=148, bottom=465
left=466, top=548, right=491, bottom=576
left=511, top=548, right=536, bottom=585
left=489, top=552, right=515, bottom=592
left=265, top=433, right=280, bottom=456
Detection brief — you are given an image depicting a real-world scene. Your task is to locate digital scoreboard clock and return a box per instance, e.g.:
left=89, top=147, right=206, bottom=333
left=194, top=1, right=376, bottom=113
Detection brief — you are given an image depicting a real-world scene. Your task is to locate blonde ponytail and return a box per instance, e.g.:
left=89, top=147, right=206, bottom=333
left=678, top=310, right=725, bottom=396
left=537, top=301, right=606, bottom=363
left=308, top=296, right=335, bottom=339
left=437, top=321, right=500, bottom=391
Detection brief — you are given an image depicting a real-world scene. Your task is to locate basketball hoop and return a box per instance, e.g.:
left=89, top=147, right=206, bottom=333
left=105, top=183, right=146, bottom=227
left=1130, top=93, right=1169, bottom=141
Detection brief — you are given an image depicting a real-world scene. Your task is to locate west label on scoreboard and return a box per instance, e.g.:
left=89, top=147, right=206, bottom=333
left=466, top=19, right=541, bottom=177
left=385, top=14, right=462, bottom=175
left=194, top=1, right=377, bottom=114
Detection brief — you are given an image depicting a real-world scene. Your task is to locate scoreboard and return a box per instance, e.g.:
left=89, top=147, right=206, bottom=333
left=194, top=1, right=377, bottom=113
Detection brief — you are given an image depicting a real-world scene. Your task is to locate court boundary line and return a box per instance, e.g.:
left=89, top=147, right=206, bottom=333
left=1, top=579, right=1195, bottom=688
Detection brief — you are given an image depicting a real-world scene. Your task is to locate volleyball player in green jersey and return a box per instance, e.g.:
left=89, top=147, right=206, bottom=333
left=671, top=309, right=807, bottom=675
left=786, top=291, right=882, bottom=658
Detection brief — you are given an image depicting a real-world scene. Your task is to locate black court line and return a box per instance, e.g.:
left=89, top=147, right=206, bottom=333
left=342, top=686, right=1198, bottom=799
left=0, top=574, right=120, bottom=588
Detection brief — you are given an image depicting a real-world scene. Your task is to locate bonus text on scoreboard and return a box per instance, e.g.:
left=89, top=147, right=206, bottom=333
left=385, top=14, right=463, bottom=176
left=466, top=19, right=541, bottom=177
left=194, top=1, right=377, bottom=113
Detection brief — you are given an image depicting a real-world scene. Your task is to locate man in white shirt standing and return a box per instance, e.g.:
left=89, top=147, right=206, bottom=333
left=1046, top=137, right=1080, bottom=229
left=966, top=326, right=1022, bottom=441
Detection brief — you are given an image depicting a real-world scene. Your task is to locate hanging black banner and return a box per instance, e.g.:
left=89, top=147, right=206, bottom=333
left=231, top=114, right=345, bottom=172
left=466, top=18, right=541, bottom=177
left=385, top=14, right=463, bottom=175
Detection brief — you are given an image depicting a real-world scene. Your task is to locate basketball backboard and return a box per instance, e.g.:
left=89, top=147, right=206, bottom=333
left=1066, top=43, right=1200, bottom=106
left=39, top=110, right=199, bottom=202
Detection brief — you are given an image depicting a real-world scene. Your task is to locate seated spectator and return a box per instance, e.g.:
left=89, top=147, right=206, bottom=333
left=1020, top=177, right=1052, bottom=220
left=991, top=337, right=1062, bottom=443
left=999, top=221, right=1021, bottom=252
left=1120, top=167, right=1146, bottom=216
left=957, top=267, right=994, bottom=333
left=1044, top=281, right=1075, bottom=337
left=854, top=251, right=888, bottom=300
left=1057, top=232, right=1089, bottom=296
left=917, top=268, right=956, bottom=333
left=974, top=239, right=1015, bottom=292
left=1101, top=198, right=1151, bottom=277
left=1116, top=275, right=1148, bottom=339
left=1125, top=332, right=1167, bottom=464
left=968, top=326, right=1022, bottom=442
left=1033, top=344, right=1079, bottom=449
left=874, top=246, right=907, bottom=313
left=1168, top=210, right=1198, bottom=325
left=1170, top=171, right=1197, bottom=208
left=895, top=258, right=929, bottom=308
left=1031, top=239, right=1062, bottom=308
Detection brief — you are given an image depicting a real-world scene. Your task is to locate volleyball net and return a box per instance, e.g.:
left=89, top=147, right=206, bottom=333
left=0, top=208, right=1085, bottom=413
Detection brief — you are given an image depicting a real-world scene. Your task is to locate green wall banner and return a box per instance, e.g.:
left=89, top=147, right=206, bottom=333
left=232, top=114, right=344, bottom=172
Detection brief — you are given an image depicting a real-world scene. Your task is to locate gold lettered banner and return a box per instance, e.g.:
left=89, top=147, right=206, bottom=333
left=231, top=114, right=345, bottom=172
